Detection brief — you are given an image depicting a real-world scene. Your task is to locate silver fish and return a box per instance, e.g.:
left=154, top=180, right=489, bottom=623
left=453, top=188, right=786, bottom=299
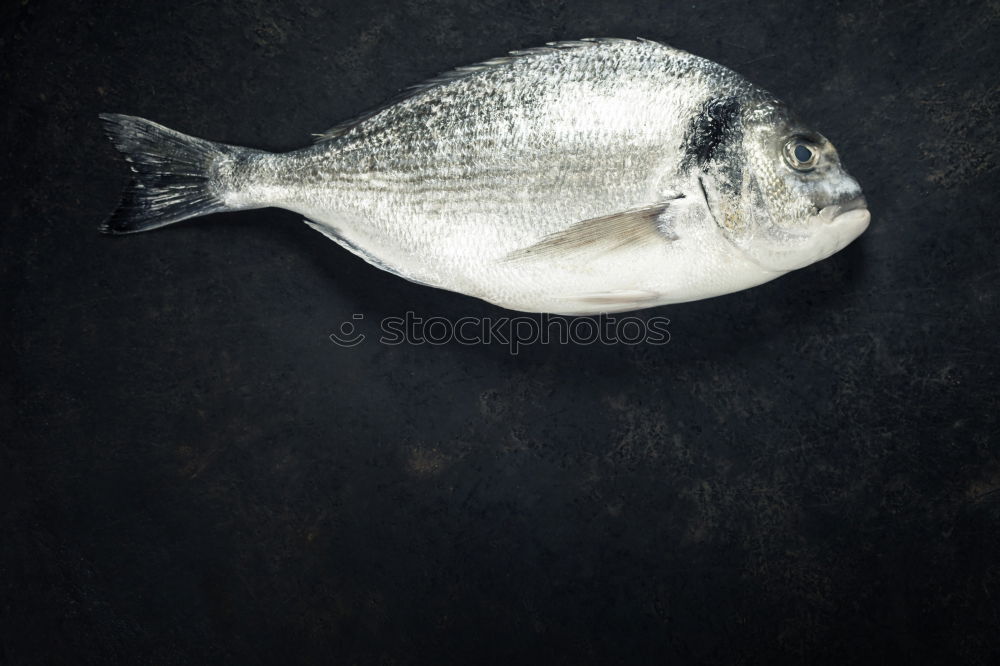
left=101, top=38, right=869, bottom=314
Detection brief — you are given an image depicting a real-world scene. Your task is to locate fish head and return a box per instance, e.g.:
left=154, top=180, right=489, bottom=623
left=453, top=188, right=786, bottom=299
left=692, top=96, right=870, bottom=273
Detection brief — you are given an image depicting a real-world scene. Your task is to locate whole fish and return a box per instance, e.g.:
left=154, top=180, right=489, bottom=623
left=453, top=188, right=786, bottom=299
left=101, top=38, right=869, bottom=314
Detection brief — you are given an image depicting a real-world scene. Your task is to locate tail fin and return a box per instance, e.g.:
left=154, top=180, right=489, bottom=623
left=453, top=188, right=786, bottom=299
left=99, top=113, right=236, bottom=234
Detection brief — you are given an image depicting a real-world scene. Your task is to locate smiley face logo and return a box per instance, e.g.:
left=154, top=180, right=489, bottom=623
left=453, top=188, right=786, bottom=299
left=329, top=314, right=366, bottom=347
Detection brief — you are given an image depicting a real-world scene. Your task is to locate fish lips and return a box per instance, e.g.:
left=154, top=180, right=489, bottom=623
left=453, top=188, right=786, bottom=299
left=794, top=194, right=871, bottom=267
left=739, top=194, right=871, bottom=272
left=816, top=195, right=871, bottom=230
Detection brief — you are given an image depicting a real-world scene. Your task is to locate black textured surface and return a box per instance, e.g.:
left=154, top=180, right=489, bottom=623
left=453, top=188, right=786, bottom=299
left=2, top=1, right=999, bottom=664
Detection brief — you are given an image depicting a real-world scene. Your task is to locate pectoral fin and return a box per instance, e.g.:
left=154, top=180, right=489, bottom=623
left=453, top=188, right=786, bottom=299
left=505, top=199, right=682, bottom=262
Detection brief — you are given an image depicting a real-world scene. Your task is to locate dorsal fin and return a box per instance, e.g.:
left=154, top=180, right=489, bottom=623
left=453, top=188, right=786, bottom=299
left=312, top=38, right=657, bottom=143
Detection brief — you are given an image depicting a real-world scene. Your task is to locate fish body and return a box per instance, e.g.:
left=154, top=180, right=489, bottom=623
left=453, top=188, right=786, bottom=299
left=102, top=38, right=870, bottom=314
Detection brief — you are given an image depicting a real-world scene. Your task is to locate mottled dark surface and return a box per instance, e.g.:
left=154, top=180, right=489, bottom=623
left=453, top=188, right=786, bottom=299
left=2, top=1, right=999, bottom=664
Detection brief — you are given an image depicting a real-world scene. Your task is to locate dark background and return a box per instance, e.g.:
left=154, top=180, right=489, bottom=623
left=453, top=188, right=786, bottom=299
left=2, top=0, right=998, bottom=663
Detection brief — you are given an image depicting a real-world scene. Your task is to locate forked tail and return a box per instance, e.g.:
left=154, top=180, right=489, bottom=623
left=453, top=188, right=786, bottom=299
left=99, top=113, right=242, bottom=234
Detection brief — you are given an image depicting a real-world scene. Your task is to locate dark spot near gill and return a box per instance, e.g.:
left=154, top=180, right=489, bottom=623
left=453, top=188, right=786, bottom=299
left=681, top=97, right=742, bottom=170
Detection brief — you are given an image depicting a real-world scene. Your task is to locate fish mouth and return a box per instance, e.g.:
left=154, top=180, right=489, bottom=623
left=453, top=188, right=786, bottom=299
left=735, top=194, right=871, bottom=273
left=817, top=195, right=870, bottom=228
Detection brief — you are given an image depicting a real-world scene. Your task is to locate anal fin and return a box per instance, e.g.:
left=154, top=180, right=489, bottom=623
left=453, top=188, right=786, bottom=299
left=303, top=218, right=435, bottom=288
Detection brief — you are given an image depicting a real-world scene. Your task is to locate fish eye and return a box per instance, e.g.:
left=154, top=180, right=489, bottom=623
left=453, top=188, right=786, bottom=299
left=783, top=139, right=820, bottom=171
